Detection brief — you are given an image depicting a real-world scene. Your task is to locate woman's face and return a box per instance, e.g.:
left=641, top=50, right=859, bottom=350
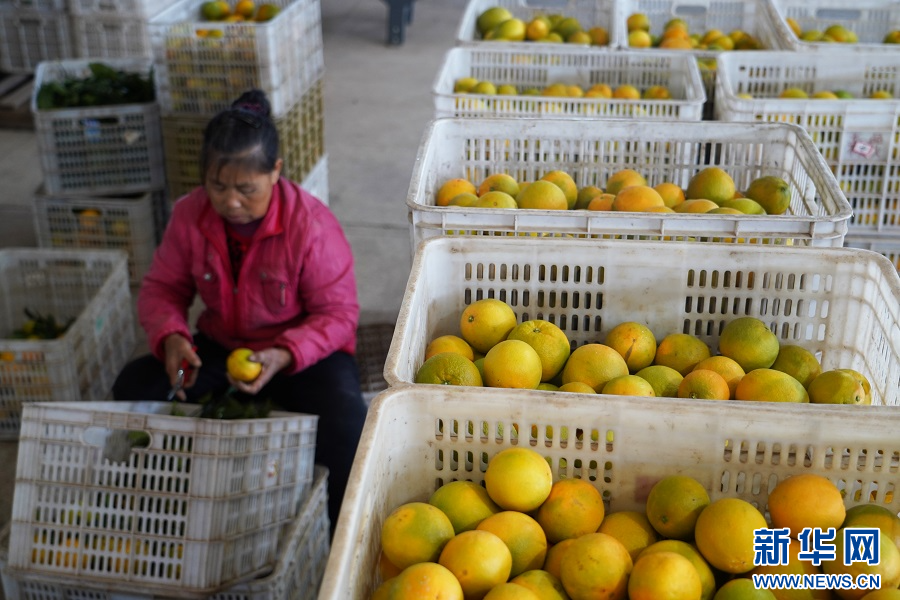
left=205, top=159, right=283, bottom=225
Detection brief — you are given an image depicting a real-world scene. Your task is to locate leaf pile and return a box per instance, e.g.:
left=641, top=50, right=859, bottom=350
left=174, top=386, right=276, bottom=420
left=11, top=308, right=75, bottom=339
left=36, top=62, right=155, bottom=110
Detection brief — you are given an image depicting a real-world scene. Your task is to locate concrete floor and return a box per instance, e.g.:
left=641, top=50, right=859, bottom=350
left=0, top=0, right=468, bottom=561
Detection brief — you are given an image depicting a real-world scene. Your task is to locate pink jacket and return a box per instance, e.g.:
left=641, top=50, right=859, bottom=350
left=138, top=178, right=359, bottom=375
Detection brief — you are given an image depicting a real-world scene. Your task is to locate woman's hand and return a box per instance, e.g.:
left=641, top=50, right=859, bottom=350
left=163, top=334, right=202, bottom=399
left=228, top=347, right=292, bottom=395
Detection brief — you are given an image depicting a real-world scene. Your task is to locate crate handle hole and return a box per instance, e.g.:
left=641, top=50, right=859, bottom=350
left=673, top=4, right=708, bottom=17
left=814, top=8, right=862, bottom=21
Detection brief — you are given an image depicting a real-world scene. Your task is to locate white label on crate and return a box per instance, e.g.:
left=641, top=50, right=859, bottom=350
left=266, top=458, right=278, bottom=485
left=122, top=130, right=142, bottom=145
left=844, top=133, right=887, bottom=162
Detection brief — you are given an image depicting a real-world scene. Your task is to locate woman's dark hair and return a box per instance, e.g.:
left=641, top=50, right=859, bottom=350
left=200, top=89, right=280, bottom=182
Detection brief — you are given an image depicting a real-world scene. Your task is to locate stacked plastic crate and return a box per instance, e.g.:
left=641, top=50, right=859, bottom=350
left=0, top=401, right=328, bottom=599
left=68, top=0, right=173, bottom=59
left=0, top=0, right=73, bottom=73
left=151, top=0, right=328, bottom=205
left=29, top=58, right=167, bottom=286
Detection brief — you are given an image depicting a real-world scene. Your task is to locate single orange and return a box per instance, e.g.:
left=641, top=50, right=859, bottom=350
left=678, top=369, right=731, bottom=400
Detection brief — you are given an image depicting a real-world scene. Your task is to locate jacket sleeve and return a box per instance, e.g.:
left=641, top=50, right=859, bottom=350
left=137, top=197, right=199, bottom=360
left=274, top=195, right=360, bottom=374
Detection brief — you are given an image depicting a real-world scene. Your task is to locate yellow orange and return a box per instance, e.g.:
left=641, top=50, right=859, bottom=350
left=635, top=364, right=684, bottom=398
left=561, top=343, right=630, bottom=392
left=507, top=320, right=571, bottom=382
left=438, top=530, right=512, bottom=599
left=428, top=480, right=500, bottom=534
left=713, top=578, right=777, bottom=599
left=823, top=535, right=900, bottom=600
left=447, top=192, right=478, bottom=207
left=484, top=583, right=540, bottom=600
left=597, top=510, right=659, bottom=563
left=613, top=84, right=641, bottom=100
left=544, top=538, right=577, bottom=580
left=484, top=447, right=552, bottom=512
left=253, top=3, right=279, bottom=21
left=770, top=344, right=821, bottom=388
left=536, top=478, right=605, bottom=543
left=603, top=322, right=656, bottom=372
left=692, top=356, right=745, bottom=399
left=645, top=475, right=710, bottom=540
left=381, top=502, right=456, bottom=569
left=808, top=369, right=867, bottom=404
left=587, top=193, right=616, bottom=211
left=477, top=511, right=548, bottom=579
left=750, top=542, right=830, bottom=600
left=640, top=540, right=717, bottom=600
left=612, top=185, right=665, bottom=212
left=602, top=374, right=656, bottom=397
left=643, top=85, right=672, bottom=100
left=686, top=167, right=736, bottom=205
left=234, top=0, right=254, bottom=18
left=767, top=474, right=845, bottom=538
left=660, top=36, right=693, bottom=49
left=460, top=298, right=518, bottom=354
left=718, top=316, right=780, bottom=371
left=226, top=348, right=261, bottom=382
left=588, top=26, right=609, bottom=46
left=628, top=29, right=652, bottom=47
left=390, top=562, right=464, bottom=600
left=483, top=339, right=543, bottom=389
left=654, top=333, right=711, bottom=376
left=606, top=169, right=648, bottom=195
left=415, top=352, right=483, bottom=387
left=586, top=83, right=613, bottom=98
left=745, top=176, right=791, bottom=215
left=559, top=532, right=633, bottom=600
left=474, top=191, right=517, bottom=208
left=378, top=550, right=402, bottom=580
left=372, top=577, right=396, bottom=600
left=678, top=369, right=731, bottom=400
left=541, top=171, right=578, bottom=209
left=478, top=173, right=520, bottom=198
left=436, top=178, right=477, bottom=206
left=575, top=185, right=605, bottom=210
left=628, top=551, right=702, bottom=600
left=694, top=497, right=768, bottom=574
left=557, top=381, right=596, bottom=394
left=424, top=334, right=474, bottom=361
left=843, top=503, right=900, bottom=553
left=734, top=368, right=809, bottom=403
left=517, top=180, right=568, bottom=210
left=654, top=182, right=686, bottom=208
left=837, top=369, right=872, bottom=404
left=860, top=592, right=900, bottom=600
left=627, top=12, right=650, bottom=32
left=675, top=199, right=721, bottom=213
left=511, top=569, right=570, bottom=600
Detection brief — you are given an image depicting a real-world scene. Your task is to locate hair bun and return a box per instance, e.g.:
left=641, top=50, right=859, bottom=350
left=231, top=89, right=271, bottom=118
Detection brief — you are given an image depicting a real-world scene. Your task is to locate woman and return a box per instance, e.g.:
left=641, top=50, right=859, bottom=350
left=113, top=89, right=368, bottom=529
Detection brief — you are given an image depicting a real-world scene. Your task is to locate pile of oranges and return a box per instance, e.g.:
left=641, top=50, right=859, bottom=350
left=373, top=446, right=900, bottom=599
left=435, top=167, right=792, bottom=216
left=415, top=297, right=873, bottom=405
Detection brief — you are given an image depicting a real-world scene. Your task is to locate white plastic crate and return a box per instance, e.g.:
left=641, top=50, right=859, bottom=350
left=764, top=0, right=900, bottom=52
left=33, top=187, right=159, bottom=285
left=845, top=234, right=900, bottom=274
left=71, top=14, right=153, bottom=59
left=320, top=384, right=900, bottom=599
left=433, top=47, right=705, bottom=120
left=614, top=0, right=784, bottom=117
left=7, top=401, right=319, bottom=597
left=301, top=153, right=329, bottom=206
left=385, top=236, right=900, bottom=407
left=68, top=0, right=170, bottom=17
left=408, top=118, right=851, bottom=249
left=715, top=50, right=900, bottom=235
left=150, top=0, right=324, bottom=117
left=0, top=249, right=134, bottom=440
left=31, top=58, right=165, bottom=196
left=1, top=466, right=330, bottom=600
left=457, top=0, right=619, bottom=46
left=0, top=8, right=71, bottom=73
left=162, top=77, right=325, bottom=201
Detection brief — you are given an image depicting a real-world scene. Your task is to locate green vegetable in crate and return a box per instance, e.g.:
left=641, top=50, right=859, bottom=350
left=188, top=386, right=275, bottom=420
left=11, top=308, right=75, bottom=339
left=35, top=63, right=155, bottom=110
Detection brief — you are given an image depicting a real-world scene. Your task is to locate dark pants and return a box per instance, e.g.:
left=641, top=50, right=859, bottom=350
left=112, top=333, right=368, bottom=531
